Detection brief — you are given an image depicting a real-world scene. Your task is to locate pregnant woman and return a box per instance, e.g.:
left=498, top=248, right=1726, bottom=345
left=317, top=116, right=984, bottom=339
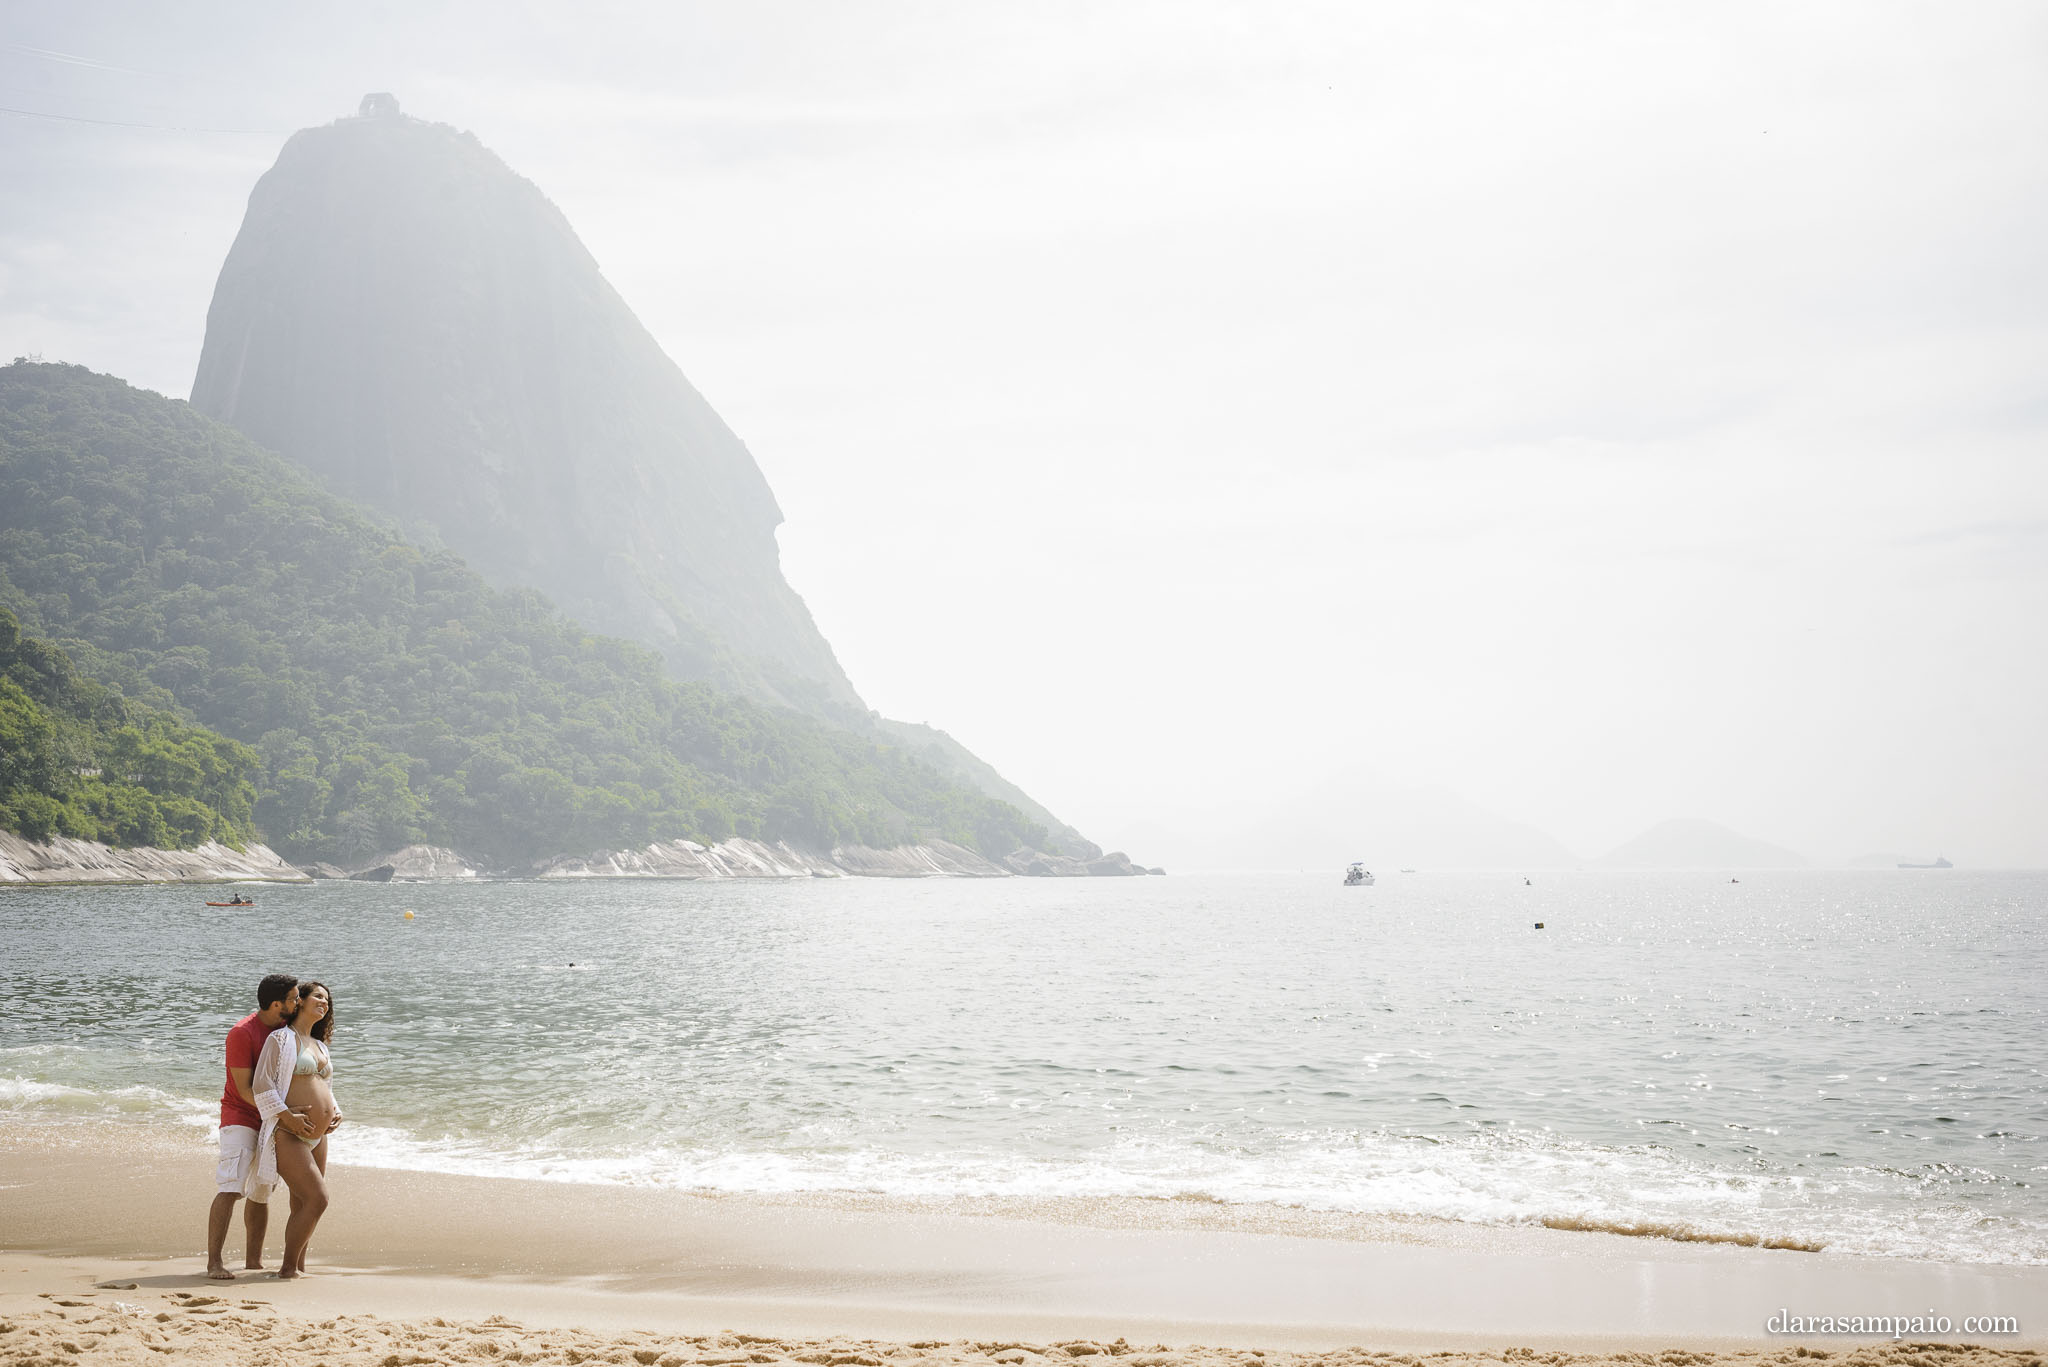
left=245, top=980, right=343, bottom=1278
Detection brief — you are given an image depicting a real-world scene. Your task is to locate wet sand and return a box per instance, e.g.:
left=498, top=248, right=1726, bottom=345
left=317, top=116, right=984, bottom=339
left=2, top=1123, right=2043, bottom=1359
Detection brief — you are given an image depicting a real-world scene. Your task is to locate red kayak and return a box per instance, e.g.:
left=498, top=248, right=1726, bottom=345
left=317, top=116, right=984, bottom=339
left=206, top=900, right=255, bottom=907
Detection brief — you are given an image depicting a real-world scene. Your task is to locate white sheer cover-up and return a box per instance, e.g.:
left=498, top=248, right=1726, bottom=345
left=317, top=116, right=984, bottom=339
left=242, top=1027, right=303, bottom=1203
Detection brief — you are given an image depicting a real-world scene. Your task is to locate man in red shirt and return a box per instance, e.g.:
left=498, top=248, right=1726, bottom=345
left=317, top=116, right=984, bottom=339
left=207, top=974, right=300, bottom=1280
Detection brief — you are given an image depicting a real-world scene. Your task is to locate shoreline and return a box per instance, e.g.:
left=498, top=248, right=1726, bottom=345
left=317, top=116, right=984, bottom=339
left=0, top=837, right=1158, bottom=885
left=4, top=1128, right=2043, bottom=1352
left=8, top=1117, right=2024, bottom=1268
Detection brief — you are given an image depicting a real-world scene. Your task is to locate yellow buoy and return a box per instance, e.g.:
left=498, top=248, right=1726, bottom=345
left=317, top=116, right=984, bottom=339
left=404, top=910, right=415, bottom=920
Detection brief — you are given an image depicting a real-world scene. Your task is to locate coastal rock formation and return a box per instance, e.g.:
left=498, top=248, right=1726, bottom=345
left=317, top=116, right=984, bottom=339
left=0, top=832, right=307, bottom=885
left=324, top=838, right=1140, bottom=879
left=1002, top=847, right=1150, bottom=877
left=536, top=838, right=829, bottom=879
left=825, top=840, right=1008, bottom=878
left=535, top=837, right=1007, bottom=879
left=349, top=845, right=489, bottom=880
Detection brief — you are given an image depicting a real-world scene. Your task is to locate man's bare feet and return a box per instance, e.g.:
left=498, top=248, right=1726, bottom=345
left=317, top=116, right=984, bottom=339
left=205, top=1265, right=236, bottom=1281
left=274, top=1268, right=301, bottom=1280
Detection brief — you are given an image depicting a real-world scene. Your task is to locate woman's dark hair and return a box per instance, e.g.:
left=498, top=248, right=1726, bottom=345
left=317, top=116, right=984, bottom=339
left=257, top=974, right=299, bottom=1010
left=298, top=979, right=335, bottom=1043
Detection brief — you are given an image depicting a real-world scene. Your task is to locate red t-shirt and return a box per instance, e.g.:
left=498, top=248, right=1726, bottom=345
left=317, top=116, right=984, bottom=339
left=220, top=1011, right=272, bottom=1131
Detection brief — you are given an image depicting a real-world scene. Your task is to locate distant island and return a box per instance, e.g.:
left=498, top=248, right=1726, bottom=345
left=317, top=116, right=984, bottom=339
left=1597, top=818, right=1807, bottom=870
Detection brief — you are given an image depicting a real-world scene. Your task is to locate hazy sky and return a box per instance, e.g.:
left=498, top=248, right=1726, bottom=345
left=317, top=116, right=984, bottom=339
left=4, top=3, right=2045, bottom=868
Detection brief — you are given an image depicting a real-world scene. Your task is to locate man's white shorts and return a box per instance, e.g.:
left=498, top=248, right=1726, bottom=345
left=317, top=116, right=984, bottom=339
left=215, top=1125, right=258, bottom=1195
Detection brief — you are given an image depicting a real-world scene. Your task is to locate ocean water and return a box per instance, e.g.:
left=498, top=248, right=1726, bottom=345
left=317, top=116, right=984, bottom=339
left=2, top=869, right=2043, bottom=1264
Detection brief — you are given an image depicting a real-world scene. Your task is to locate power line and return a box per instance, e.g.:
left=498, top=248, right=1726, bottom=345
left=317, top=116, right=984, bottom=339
left=0, top=104, right=284, bottom=136
left=1, top=39, right=282, bottom=135
left=2, top=41, right=175, bottom=80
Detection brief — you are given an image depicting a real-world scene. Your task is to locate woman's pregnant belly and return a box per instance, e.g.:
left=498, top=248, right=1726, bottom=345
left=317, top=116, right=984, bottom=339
left=285, top=1076, right=336, bottom=1135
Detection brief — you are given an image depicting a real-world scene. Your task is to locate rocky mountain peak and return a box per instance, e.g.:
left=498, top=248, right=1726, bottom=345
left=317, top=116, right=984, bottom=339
left=192, top=103, right=862, bottom=713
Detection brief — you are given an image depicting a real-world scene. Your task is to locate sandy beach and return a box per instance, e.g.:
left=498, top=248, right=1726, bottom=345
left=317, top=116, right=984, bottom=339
left=3, top=1276, right=2043, bottom=1367
left=3, top=1124, right=2043, bottom=1364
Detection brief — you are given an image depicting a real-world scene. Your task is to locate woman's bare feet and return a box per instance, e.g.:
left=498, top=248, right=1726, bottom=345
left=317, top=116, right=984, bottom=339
left=204, top=1264, right=235, bottom=1281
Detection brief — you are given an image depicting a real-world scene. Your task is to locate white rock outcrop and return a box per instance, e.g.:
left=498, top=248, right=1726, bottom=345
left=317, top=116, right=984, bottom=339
left=1001, top=847, right=1150, bottom=876
left=347, top=845, right=487, bottom=880
left=534, top=837, right=1008, bottom=879
left=0, top=832, right=309, bottom=885
left=825, top=840, right=1008, bottom=877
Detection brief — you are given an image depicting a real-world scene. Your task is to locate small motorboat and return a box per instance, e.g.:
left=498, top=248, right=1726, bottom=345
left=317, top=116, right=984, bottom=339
left=1344, top=861, right=1374, bottom=886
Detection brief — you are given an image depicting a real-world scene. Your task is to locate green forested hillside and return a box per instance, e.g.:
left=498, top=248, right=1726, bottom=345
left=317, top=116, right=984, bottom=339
left=0, top=606, right=257, bottom=848
left=0, top=361, right=1047, bottom=866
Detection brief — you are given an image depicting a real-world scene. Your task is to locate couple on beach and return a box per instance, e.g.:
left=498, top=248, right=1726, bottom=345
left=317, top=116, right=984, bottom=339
left=205, top=973, right=344, bottom=1280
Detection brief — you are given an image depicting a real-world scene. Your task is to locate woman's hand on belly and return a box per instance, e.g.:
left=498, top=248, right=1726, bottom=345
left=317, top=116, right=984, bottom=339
left=286, top=1080, right=336, bottom=1135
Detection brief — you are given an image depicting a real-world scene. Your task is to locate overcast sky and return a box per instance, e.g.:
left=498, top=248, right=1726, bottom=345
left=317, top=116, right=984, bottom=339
left=4, top=2, right=2045, bottom=868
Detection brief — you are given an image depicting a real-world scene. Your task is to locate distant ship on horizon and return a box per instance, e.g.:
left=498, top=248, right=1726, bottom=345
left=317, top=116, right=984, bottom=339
left=1897, top=855, right=1954, bottom=869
